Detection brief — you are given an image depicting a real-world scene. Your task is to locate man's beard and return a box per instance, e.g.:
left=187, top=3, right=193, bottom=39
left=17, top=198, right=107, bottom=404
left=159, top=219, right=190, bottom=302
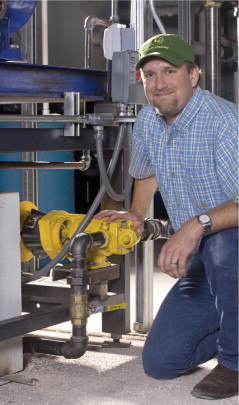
left=153, top=97, right=180, bottom=119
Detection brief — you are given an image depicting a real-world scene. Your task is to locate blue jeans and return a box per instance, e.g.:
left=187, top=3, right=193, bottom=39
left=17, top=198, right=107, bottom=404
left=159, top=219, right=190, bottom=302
left=142, top=228, right=238, bottom=379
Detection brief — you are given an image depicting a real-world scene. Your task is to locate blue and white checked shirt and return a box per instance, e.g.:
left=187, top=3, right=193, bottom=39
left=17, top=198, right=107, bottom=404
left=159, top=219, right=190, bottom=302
left=129, top=86, right=239, bottom=231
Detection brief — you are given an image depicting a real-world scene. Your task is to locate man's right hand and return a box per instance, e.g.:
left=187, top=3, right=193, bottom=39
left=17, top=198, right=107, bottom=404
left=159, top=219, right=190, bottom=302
left=94, top=210, right=145, bottom=234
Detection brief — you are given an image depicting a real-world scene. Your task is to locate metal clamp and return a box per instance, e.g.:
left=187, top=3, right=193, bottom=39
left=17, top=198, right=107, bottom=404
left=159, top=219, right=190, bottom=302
left=63, top=91, right=81, bottom=137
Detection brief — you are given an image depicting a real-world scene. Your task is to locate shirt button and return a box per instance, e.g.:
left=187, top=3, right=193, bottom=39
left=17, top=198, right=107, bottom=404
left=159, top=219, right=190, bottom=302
left=200, top=201, right=207, bottom=208
left=171, top=172, right=175, bottom=176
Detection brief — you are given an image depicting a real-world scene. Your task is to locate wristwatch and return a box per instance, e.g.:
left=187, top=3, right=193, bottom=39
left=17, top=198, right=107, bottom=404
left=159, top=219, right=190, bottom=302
left=197, top=214, right=212, bottom=236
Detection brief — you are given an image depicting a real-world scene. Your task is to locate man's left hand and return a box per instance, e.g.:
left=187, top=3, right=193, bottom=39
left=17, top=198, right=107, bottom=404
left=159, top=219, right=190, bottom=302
left=158, top=217, right=204, bottom=279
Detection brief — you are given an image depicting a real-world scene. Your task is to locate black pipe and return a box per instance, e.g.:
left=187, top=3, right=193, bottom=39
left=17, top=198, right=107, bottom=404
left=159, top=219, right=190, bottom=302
left=61, top=232, right=105, bottom=359
left=61, top=325, right=89, bottom=359
left=141, top=218, right=174, bottom=241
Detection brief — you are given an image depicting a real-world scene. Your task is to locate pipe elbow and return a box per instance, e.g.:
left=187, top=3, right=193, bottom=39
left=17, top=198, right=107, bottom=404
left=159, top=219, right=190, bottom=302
left=61, top=336, right=88, bottom=359
left=79, top=150, right=91, bottom=171
left=71, top=233, right=94, bottom=257
left=84, top=15, right=111, bottom=29
left=81, top=158, right=91, bottom=171
left=84, top=15, right=98, bottom=29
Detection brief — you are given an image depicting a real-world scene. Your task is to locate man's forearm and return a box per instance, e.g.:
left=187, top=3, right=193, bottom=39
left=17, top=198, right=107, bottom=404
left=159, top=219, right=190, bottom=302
left=130, top=176, right=158, bottom=219
left=158, top=199, right=238, bottom=279
left=206, top=200, right=238, bottom=233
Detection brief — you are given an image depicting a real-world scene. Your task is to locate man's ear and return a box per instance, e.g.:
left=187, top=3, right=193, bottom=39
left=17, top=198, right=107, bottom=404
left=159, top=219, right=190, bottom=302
left=136, top=70, right=143, bottom=84
left=190, top=65, right=200, bottom=87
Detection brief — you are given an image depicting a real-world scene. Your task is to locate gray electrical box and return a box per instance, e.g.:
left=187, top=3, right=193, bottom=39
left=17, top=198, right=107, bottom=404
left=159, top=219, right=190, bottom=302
left=111, top=51, right=145, bottom=104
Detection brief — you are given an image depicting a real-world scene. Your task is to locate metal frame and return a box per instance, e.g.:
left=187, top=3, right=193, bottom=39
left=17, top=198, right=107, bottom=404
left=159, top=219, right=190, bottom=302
left=0, top=264, right=128, bottom=343
left=0, top=89, right=132, bottom=349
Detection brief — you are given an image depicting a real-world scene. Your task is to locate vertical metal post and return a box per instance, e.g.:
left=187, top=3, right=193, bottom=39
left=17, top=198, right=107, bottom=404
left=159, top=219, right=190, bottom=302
left=101, top=143, right=131, bottom=335
left=134, top=201, right=154, bottom=333
left=64, top=92, right=75, bottom=137
left=178, top=0, right=191, bottom=43
left=111, top=0, right=119, bottom=23
left=41, top=0, right=50, bottom=115
left=21, top=10, right=38, bottom=274
left=21, top=7, right=38, bottom=206
left=130, top=0, right=147, bottom=48
left=130, top=0, right=154, bottom=333
left=204, top=0, right=222, bottom=95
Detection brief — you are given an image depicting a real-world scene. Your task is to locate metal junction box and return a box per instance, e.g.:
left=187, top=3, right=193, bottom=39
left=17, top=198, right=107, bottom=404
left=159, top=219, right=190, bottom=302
left=111, top=51, right=145, bottom=104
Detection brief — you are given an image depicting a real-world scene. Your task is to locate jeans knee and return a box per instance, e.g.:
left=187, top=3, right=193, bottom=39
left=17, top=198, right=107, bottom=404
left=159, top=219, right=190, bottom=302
left=142, top=339, right=187, bottom=379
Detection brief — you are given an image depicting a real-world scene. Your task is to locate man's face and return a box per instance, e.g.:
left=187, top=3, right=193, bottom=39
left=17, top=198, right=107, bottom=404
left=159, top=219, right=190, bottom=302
left=141, top=58, right=199, bottom=125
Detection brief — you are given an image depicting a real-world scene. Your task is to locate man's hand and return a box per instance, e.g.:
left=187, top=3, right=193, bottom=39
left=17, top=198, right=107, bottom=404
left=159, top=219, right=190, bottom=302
left=158, top=200, right=238, bottom=279
left=95, top=210, right=145, bottom=234
left=158, top=217, right=204, bottom=279
left=95, top=177, right=157, bottom=235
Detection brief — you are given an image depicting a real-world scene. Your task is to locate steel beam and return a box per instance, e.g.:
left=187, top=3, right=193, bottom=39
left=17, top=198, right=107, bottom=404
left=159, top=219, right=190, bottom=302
left=0, top=127, right=120, bottom=152
left=0, top=62, right=107, bottom=100
left=0, top=304, right=69, bottom=341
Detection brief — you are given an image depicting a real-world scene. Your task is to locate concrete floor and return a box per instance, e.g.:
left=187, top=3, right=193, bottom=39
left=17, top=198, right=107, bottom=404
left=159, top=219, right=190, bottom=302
left=0, top=255, right=238, bottom=405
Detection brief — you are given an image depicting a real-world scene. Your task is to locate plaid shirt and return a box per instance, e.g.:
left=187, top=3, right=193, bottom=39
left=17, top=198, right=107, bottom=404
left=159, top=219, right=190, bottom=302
left=129, top=86, right=239, bottom=231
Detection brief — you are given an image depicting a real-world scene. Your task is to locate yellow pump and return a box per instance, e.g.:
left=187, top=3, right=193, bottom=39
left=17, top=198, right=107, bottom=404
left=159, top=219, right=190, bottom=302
left=20, top=201, right=141, bottom=269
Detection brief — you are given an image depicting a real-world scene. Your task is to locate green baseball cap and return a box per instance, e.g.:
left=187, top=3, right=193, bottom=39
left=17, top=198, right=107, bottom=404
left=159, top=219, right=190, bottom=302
left=135, top=34, right=195, bottom=71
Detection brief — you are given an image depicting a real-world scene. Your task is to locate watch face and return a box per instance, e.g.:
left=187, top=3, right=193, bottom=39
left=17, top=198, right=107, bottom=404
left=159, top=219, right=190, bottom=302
left=198, top=214, right=211, bottom=236
left=199, top=214, right=210, bottom=223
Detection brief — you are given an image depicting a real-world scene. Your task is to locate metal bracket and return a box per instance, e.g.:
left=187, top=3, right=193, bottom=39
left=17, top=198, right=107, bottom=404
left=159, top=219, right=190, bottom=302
left=63, top=91, right=80, bottom=137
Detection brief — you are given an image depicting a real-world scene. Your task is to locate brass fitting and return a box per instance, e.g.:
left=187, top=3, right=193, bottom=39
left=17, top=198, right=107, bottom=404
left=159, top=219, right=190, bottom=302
left=70, top=295, right=89, bottom=325
left=204, top=0, right=221, bottom=7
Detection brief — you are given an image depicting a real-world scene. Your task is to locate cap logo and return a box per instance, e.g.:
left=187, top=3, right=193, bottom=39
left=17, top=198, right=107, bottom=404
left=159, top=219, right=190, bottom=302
left=149, top=45, right=169, bottom=51
left=152, top=37, right=164, bottom=44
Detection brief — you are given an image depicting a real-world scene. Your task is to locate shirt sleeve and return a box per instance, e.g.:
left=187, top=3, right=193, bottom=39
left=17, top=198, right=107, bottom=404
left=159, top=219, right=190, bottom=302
left=216, top=124, right=239, bottom=199
left=129, top=109, right=154, bottom=179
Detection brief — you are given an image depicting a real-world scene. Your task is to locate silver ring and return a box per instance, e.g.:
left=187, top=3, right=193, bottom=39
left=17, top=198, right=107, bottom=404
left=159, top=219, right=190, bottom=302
left=170, top=261, right=178, bottom=265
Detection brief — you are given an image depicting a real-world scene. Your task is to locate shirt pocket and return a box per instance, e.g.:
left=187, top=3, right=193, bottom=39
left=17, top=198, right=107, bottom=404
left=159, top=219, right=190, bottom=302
left=185, top=166, right=223, bottom=210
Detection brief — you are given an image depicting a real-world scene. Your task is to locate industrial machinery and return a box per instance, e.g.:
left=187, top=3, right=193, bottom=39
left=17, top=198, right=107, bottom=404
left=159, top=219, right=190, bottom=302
left=0, top=0, right=237, bottom=377
left=20, top=201, right=141, bottom=266
left=19, top=201, right=169, bottom=359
